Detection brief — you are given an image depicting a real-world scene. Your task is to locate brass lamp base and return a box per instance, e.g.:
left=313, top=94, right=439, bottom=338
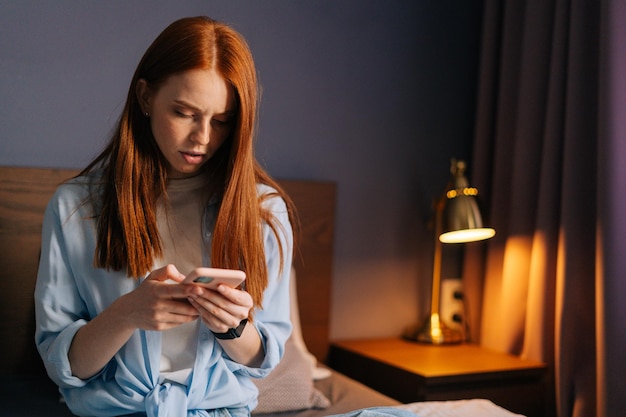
left=403, top=314, right=463, bottom=345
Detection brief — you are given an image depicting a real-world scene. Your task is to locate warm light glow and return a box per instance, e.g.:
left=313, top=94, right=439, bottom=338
left=440, top=227, right=496, bottom=243
left=429, top=314, right=443, bottom=340
left=446, top=187, right=479, bottom=199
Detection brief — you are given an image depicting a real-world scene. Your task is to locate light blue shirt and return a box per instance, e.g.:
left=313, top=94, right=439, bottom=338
left=34, top=174, right=293, bottom=417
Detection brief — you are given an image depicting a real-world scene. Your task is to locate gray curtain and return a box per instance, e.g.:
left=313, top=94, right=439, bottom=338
left=464, top=1, right=626, bottom=416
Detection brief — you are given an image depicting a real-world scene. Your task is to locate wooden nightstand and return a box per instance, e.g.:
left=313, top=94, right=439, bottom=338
left=328, top=338, right=548, bottom=417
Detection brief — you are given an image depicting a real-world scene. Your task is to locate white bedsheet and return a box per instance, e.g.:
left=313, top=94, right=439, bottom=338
left=396, top=399, right=524, bottom=417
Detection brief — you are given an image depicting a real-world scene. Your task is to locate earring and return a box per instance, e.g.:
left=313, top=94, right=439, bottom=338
left=144, top=111, right=150, bottom=117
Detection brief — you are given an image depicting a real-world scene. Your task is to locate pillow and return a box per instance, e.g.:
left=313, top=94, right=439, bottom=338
left=287, top=267, right=332, bottom=380
left=252, top=267, right=331, bottom=414
left=253, top=338, right=330, bottom=414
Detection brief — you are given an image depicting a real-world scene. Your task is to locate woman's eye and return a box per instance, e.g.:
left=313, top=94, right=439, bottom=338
left=212, top=118, right=232, bottom=127
left=175, top=110, right=194, bottom=118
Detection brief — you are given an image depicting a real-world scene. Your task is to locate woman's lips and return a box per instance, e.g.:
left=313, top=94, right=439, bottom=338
left=180, top=151, right=205, bottom=165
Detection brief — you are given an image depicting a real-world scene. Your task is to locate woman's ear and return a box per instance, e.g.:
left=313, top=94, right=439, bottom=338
left=136, top=79, right=152, bottom=115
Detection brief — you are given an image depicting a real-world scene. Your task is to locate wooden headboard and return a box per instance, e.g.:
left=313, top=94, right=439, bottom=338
left=0, top=166, right=335, bottom=376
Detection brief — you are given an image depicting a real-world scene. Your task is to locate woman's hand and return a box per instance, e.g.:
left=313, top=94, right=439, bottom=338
left=187, top=284, right=264, bottom=367
left=68, top=264, right=199, bottom=379
left=186, top=284, right=252, bottom=333
left=121, top=264, right=200, bottom=331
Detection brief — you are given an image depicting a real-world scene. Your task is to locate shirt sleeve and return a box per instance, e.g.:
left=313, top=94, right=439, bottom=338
left=34, top=185, right=100, bottom=388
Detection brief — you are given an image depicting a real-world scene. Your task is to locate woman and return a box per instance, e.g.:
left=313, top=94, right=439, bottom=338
left=35, top=16, right=295, bottom=416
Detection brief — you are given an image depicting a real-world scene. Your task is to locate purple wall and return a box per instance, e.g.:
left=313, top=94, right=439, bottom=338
left=0, top=1, right=483, bottom=338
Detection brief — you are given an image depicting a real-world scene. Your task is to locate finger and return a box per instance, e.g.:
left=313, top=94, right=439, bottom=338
left=157, top=282, right=199, bottom=300
left=215, top=285, right=253, bottom=309
left=161, top=298, right=200, bottom=319
left=149, top=312, right=199, bottom=331
left=189, top=289, right=238, bottom=315
left=202, top=287, right=252, bottom=320
left=147, top=264, right=185, bottom=283
left=167, top=298, right=200, bottom=316
left=188, top=295, right=245, bottom=328
left=146, top=275, right=201, bottom=301
left=127, top=297, right=199, bottom=331
left=188, top=299, right=238, bottom=332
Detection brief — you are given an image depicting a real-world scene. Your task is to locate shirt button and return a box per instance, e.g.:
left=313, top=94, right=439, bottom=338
left=201, top=332, right=210, bottom=340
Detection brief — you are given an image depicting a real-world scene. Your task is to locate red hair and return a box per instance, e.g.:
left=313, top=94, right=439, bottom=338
left=82, top=17, right=295, bottom=309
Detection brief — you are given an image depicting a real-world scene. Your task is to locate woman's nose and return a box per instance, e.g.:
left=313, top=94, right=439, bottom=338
left=191, top=119, right=211, bottom=144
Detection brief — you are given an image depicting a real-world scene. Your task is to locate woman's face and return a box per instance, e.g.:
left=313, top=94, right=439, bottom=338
left=137, top=69, right=236, bottom=179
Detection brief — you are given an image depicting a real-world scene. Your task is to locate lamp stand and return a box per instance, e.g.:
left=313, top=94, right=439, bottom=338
left=404, top=196, right=463, bottom=344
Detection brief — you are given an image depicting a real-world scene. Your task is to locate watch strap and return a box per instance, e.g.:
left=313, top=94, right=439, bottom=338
left=212, top=318, right=248, bottom=340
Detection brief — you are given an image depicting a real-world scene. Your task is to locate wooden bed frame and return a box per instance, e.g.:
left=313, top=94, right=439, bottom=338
left=0, top=166, right=336, bottom=377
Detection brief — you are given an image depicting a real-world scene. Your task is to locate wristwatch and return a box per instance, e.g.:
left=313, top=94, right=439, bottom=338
left=212, top=319, right=248, bottom=340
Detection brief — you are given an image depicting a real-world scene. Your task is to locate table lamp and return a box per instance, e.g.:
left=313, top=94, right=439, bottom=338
left=405, top=159, right=495, bottom=344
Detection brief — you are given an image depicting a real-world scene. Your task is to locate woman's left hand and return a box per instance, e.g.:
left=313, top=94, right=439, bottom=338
left=188, top=284, right=264, bottom=366
left=186, top=284, right=253, bottom=334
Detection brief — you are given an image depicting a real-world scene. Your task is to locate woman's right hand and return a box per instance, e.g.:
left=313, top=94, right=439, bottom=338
left=119, top=264, right=200, bottom=331
left=68, top=264, right=200, bottom=379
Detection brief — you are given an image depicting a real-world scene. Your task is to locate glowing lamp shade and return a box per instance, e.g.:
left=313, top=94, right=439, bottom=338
left=440, top=186, right=495, bottom=243
left=440, top=228, right=495, bottom=243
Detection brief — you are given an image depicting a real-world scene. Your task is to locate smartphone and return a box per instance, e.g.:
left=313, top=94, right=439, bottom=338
left=182, top=267, right=246, bottom=289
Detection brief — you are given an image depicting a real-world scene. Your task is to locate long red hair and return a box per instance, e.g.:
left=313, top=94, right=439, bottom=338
left=81, top=16, right=295, bottom=308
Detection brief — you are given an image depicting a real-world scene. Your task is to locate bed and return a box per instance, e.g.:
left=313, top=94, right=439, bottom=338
left=0, top=166, right=521, bottom=417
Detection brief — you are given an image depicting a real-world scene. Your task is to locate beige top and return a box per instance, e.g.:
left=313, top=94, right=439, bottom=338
left=154, top=174, right=208, bottom=385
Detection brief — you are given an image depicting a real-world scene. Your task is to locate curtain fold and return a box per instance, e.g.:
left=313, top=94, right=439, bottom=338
left=597, top=2, right=626, bottom=416
left=465, top=0, right=626, bottom=416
